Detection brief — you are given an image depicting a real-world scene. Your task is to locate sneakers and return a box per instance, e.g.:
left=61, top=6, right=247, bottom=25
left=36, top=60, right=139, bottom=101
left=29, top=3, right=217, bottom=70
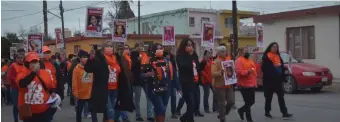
left=147, top=117, right=155, bottom=122
left=171, top=114, right=178, bottom=119
left=264, top=113, right=273, bottom=119
left=237, top=109, right=244, bottom=120
left=205, top=109, right=211, bottom=113
left=136, top=117, right=144, bottom=121
left=283, top=113, right=293, bottom=120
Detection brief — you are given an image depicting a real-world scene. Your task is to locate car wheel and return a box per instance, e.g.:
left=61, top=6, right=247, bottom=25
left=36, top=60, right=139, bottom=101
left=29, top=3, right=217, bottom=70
left=310, top=87, right=323, bottom=93
left=283, top=75, right=297, bottom=94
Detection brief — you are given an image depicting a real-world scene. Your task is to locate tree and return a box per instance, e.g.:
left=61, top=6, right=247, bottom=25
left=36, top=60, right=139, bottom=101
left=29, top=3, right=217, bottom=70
left=5, top=33, right=22, bottom=43
left=1, top=36, right=12, bottom=59
left=43, top=34, right=54, bottom=42
left=106, top=0, right=135, bottom=27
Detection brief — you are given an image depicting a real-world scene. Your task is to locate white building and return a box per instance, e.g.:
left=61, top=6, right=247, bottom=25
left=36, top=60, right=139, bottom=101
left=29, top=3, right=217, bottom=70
left=254, top=5, right=340, bottom=78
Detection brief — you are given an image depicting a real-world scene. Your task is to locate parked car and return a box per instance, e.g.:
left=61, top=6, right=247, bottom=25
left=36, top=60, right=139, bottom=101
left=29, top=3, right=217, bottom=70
left=250, top=51, right=333, bottom=93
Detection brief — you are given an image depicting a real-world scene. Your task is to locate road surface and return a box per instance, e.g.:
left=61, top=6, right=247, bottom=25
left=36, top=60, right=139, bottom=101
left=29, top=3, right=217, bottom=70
left=2, top=83, right=340, bottom=122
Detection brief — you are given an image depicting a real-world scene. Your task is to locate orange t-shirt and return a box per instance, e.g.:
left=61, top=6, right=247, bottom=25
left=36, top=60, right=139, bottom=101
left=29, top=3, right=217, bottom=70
left=44, top=61, right=57, bottom=84
left=193, top=61, right=199, bottom=82
left=225, top=56, right=232, bottom=60
left=16, top=69, right=55, bottom=114
left=106, top=55, right=121, bottom=90
left=267, top=52, right=281, bottom=66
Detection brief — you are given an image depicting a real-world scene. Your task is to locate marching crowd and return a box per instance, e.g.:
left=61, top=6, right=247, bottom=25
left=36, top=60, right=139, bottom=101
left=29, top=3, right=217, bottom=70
left=1, top=38, right=293, bottom=122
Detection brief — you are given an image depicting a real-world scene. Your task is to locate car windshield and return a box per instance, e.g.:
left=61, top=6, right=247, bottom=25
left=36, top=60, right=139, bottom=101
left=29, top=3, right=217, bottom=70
left=280, top=52, right=298, bottom=63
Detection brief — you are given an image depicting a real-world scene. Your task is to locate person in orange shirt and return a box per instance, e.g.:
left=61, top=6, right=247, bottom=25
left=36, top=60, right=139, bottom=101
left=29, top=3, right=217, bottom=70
left=6, top=51, right=26, bottom=122
left=16, top=51, right=57, bottom=122
left=262, top=42, right=292, bottom=120
left=66, top=54, right=76, bottom=96
left=235, top=47, right=257, bottom=122
left=1, top=59, right=11, bottom=105
left=72, top=50, right=93, bottom=122
left=211, top=46, right=235, bottom=122
left=200, top=50, right=216, bottom=113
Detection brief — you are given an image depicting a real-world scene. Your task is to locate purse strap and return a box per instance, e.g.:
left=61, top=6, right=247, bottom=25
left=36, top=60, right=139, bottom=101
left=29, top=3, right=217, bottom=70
left=36, top=75, right=49, bottom=93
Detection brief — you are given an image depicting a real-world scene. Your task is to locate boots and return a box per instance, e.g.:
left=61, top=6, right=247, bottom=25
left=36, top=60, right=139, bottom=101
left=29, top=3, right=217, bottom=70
left=156, top=116, right=165, bottom=122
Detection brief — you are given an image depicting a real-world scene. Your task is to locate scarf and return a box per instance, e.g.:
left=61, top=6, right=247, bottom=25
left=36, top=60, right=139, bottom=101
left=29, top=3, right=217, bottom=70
left=153, top=59, right=174, bottom=81
left=124, top=53, right=132, bottom=70
left=140, top=51, right=150, bottom=64
left=267, top=52, right=281, bottom=66
left=104, top=54, right=117, bottom=70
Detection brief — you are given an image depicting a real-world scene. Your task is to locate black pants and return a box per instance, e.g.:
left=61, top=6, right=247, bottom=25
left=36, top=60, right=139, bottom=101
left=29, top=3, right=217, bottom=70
left=239, top=88, right=255, bottom=120
left=180, top=88, right=195, bottom=121
left=203, top=84, right=217, bottom=111
left=23, top=107, right=56, bottom=122
left=76, top=99, right=90, bottom=122
left=264, top=86, right=288, bottom=114
left=177, top=84, right=201, bottom=113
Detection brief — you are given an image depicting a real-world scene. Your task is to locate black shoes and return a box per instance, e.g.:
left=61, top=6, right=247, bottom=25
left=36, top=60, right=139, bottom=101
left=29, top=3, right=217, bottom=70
left=147, top=117, right=155, bottom=122
left=194, top=111, right=204, bottom=117
left=136, top=117, right=144, bottom=121
left=237, top=109, right=245, bottom=120
left=264, top=113, right=273, bottom=119
left=283, top=113, right=293, bottom=120
left=204, top=109, right=211, bottom=113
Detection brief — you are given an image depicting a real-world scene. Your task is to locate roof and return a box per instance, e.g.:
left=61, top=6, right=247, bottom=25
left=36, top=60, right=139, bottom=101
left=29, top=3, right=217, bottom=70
left=253, top=5, right=340, bottom=23
left=44, top=34, right=189, bottom=45
left=219, top=10, right=260, bottom=18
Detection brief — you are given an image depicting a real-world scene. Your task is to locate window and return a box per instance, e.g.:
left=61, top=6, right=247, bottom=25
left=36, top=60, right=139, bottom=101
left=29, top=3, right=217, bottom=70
left=224, top=17, right=233, bottom=28
left=201, top=17, right=210, bottom=23
left=189, top=17, right=195, bottom=27
left=286, top=26, right=315, bottom=59
left=74, top=45, right=80, bottom=54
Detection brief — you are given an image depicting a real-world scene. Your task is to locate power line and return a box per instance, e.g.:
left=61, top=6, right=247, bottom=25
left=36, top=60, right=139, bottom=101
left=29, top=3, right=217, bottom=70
left=64, top=1, right=109, bottom=12
left=238, top=1, right=330, bottom=11
left=29, top=16, right=55, bottom=29
left=1, top=10, right=27, bottom=11
left=1, top=6, right=59, bottom=21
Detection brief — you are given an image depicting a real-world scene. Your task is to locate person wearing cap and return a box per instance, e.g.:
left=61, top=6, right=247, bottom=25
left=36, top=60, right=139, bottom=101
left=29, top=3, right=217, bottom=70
left=6, top=51, right=26, bottom=122
left=16, top=51, right=57, bottom=122
left=211, top=46, right=235, bottom=122
left=235, top=47, right=257, bottom=122
left=85, top=41, right=134, bottom=122
left=73, top=50, right=93, bottom=122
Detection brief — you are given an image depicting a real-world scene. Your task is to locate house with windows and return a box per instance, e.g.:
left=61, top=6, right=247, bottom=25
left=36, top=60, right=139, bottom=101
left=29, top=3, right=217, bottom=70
left=127, top=8, right=258, bottom=56
left=253, top=5, right=340, bottom=78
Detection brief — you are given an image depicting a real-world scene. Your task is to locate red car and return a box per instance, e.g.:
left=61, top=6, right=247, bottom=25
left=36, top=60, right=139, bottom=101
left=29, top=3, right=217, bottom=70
left=250, top=51, right=333, bottom=93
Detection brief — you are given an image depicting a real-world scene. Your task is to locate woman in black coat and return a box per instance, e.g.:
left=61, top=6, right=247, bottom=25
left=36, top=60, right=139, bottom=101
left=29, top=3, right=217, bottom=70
left=177, top=38, right=201, bottom=122
left=85, top=42, right=134, bottom=122
left=261, top=42, right=293, bottom=120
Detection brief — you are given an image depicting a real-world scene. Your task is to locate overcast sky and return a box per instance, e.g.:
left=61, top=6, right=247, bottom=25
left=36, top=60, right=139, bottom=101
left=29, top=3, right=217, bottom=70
left=1, top=0, right=339, bottom=36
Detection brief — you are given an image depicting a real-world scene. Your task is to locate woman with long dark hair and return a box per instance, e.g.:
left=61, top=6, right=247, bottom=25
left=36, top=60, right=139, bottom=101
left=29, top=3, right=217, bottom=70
left=261, top=42, right=293, bottom=120
left=177, top=38, right=201, bottom=122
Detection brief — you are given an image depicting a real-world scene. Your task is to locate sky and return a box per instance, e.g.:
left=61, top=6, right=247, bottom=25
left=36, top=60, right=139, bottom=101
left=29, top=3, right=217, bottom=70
left=1, top=0, right=339, bottom=36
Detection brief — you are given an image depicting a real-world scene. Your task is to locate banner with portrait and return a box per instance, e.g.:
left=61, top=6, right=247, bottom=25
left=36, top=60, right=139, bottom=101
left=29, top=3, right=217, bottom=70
left=112, top=19, right=127, bottom=43
left=55, top=28, right=64, bottom=48
left=162, top=26, right=175, bottom=46
left=201, top=21, right=215, bottom=48
left=10, top=47, right=17, bottom=60
left=256, top=24, right=264, bottom=47
left=27, top=33, right=43, bottom=54
left=85, top=7, right=103, bottom=37
left=221, top=60, right=237, bottom=85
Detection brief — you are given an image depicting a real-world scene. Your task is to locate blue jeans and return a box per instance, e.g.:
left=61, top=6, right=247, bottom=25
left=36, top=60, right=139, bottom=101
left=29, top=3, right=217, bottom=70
left=10, top=88, right=19, bottom=122
left=133, top=85, right=153, bottom=118
left=114, top=111, right=129, bottom=121
left=147, top=89, right=170, bottom=116
left=170, top=88, right=177, bottom=115
left=106, top=90, right=118, bottom=120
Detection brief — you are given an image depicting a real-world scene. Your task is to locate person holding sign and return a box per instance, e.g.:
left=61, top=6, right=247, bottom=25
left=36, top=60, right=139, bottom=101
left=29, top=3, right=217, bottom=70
left=211, top=46, right=235, bottom=122
left=235, top=47, right=257, bottom=122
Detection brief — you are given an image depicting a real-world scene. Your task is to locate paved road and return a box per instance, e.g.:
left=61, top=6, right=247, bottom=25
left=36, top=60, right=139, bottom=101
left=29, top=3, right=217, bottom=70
left=2, top=83, right=340, bottom=122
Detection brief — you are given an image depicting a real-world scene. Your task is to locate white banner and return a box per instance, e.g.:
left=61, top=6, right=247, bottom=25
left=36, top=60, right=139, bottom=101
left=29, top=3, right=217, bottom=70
left=162, top=26, right=175, bottom=46
left=85, top=7, right=103, bottom=37
left=201, top=21, right=215, bottom=48
left=112, top=19, right=127, bottom=43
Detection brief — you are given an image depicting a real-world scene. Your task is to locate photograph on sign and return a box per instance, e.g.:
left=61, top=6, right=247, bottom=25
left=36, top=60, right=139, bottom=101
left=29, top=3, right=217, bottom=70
left=55, top=28, right=64, bottom=48
left=10, top=47, right=17, bottom=60
left=221, top=60, right=237, bottom=85
left=112, top=19, right=127, bottom=42
left=27, top=34, right=43, bottom=54
left=85, top=7, right=103, bottom=37
left=201, top=21, right=215, bottom=48
left=256, top=24, right=264, bottom=47
left=162, top=26, right=175, bottom=46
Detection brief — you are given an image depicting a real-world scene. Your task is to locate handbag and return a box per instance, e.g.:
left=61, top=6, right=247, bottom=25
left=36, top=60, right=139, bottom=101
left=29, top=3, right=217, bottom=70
left=19, top=74, right=49, bottom=120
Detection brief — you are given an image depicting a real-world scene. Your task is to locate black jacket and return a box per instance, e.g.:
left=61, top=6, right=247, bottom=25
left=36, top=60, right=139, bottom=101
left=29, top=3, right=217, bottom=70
left=176, top=53, right=201, bottom=91
left=85, top=50, right=134, bottom=113
left=131, top=50, right=144, bottom=86
left=261, top=53, right=287, bottom=89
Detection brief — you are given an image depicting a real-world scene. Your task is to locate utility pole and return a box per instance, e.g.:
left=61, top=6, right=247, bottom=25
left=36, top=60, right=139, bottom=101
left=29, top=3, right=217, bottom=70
left=43, top=0, right=48, bottom=37
left=232, top=0, right=238, bottom=59
left=59, top=0, right=66, bottom=51
left=138, top=0, right=141, bottom=42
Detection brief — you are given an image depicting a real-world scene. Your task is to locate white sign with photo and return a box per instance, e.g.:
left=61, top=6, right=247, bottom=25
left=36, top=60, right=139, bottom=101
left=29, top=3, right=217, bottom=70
left=221, top=60, right=237, bottom=85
